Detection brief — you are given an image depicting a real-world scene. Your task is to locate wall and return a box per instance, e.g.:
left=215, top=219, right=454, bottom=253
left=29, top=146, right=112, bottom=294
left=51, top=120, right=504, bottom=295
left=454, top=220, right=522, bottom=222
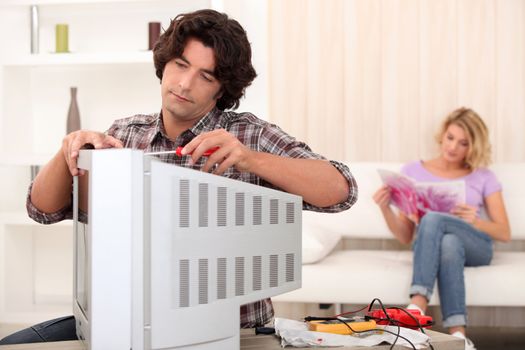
left=269, top=0, right=525, bottom=163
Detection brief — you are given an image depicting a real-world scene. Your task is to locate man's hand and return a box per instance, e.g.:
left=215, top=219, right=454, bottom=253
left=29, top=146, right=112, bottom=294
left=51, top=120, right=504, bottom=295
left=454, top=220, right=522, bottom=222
left=451, top=204, right=478, bottom=224
left=181, top=129, right=254, bottom=175
left=62, top=130, right=123, bottom=176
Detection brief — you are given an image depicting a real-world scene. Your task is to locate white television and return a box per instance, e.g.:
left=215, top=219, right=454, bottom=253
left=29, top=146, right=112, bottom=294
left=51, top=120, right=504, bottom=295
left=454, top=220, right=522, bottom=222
left=72, top=149, right=302, bottom=350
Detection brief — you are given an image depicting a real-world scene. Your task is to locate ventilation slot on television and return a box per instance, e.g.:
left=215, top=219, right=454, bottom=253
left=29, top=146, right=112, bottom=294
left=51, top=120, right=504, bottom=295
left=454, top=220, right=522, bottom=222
left=179, top=179, right=190, bottom=228
left=198, top=259, right=208, bottom=304
left=253, top=196, right=262, bottom=225
left=199, top=183, right=209, bottom=227
left=269, top=254, right=278, bottom=287
left=270, top=199, right=279, bottom=224
left=252, top=256, right=262, bottom=291
left=217, top=187, right=227, bottom=227
left=235, top=192, right=245, bottom=226
left=286, top=202, right=295, bottom=224
left=179, top=259, right=190, bottom=307
left=217, top=258, right=227, bottom=299
left=235, top=257, right=245, bottom=296
left=285, top=253, right=295, bottom=282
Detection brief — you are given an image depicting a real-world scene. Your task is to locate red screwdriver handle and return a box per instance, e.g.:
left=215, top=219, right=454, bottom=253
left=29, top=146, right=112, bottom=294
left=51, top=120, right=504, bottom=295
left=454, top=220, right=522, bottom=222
left=175, top=146, right=219, bottom=157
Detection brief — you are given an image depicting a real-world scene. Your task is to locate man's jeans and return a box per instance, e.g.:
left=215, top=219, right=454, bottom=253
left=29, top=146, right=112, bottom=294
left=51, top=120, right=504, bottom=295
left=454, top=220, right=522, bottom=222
left=0, top=316, right=77, bottom=344
left=410, top=212, right=493, bottom=328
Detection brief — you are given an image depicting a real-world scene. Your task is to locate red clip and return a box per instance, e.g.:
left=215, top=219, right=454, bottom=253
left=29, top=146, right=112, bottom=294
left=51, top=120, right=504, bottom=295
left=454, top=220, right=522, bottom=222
left=367, top=308, right=433, bottom=329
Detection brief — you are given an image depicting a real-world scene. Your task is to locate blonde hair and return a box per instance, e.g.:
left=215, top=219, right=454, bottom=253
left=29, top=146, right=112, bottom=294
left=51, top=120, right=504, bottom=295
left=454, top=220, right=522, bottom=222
left=435, top=107, right=492, bottom=169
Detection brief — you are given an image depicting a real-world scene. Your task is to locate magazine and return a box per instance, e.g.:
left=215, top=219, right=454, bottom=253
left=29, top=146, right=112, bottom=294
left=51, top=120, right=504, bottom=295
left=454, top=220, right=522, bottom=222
left=377, top=169, right=465, bottom=217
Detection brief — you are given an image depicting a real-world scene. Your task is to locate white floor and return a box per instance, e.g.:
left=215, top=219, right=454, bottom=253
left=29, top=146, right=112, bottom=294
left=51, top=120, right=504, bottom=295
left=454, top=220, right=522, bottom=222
left=1, top=322, right=524, bottom=349
left=0, top=323, right=28, bottom=340
left=440, top=326, right=525, bottom=350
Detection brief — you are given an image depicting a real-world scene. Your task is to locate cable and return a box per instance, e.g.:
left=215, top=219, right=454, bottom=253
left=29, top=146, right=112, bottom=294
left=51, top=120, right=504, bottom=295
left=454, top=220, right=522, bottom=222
left=333, top=304, right=370, bottom=318
left=335, top=318, right=417, bottom=350
left=366, top=298, right=404, bottom=349
left=304, top=315, right=417, bottom=350
left=305, top=298, right=436, bottom=350
left=389, top=306, right=434, bottom=332
left=366, top=299, right=435, bottom=350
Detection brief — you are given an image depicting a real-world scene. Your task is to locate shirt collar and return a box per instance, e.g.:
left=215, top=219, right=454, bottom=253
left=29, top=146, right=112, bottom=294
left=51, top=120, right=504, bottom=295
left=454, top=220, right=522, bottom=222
left=147, top=108, right=223, bottom=147
left=189, top=107, right=223, bottom=136
left=143, top=112, right=167, bottom=147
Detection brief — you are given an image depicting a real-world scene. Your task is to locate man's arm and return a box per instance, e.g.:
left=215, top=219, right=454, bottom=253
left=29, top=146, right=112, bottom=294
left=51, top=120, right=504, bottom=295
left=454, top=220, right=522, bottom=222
left=241, top=152, right=348, bottom=208
left=30, top=149, right=73, bottom=213
left=29, top=131, right=123, bottom=217
left=181, top=129, right=355, bottom=208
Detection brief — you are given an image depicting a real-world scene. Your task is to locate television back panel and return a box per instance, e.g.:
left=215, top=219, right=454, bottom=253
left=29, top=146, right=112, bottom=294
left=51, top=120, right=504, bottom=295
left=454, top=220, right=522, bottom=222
left=73, top=149, right=302, bottom=350
left=147, top=158, right=302, bottom=349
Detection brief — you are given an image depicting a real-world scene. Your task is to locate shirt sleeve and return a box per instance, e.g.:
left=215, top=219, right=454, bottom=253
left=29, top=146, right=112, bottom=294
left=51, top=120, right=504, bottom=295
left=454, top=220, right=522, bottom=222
left=257, top=123, right=358, bottom=213
left=482, top=168, right=503, bottom=197
left=400, top=161, right=418, bottom=178
left=26, top=181, right=73, bottom=224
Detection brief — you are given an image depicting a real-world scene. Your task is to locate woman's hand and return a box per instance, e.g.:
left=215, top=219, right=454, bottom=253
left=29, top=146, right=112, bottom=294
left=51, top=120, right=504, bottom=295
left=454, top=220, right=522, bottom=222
left=374, top=185, right=420, bottom=224
left=373, top=185, right=416, bottom=244
left=451, top=204, right=478, bottom=224
left=373, top=185, right=392, bottom=210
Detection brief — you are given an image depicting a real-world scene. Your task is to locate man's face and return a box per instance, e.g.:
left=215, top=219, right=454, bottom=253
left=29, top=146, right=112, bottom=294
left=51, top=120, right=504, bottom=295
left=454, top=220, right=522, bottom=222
left=161, top=38, right=222, bottom=124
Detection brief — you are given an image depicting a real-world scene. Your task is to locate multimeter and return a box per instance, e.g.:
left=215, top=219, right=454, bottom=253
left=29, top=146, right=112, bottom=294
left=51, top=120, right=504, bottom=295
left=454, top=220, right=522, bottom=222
left=307, top=317, right=377, bottom=335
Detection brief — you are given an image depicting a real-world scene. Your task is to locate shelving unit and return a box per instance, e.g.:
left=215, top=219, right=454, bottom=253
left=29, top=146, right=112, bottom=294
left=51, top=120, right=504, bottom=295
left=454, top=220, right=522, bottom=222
left=0, top=0, right=268, bottom=330
left=3, top=51, right=153, bottom=66
left=0, top=0, right=175, bottom=5
left=0, top=0, right=212, bottom=329
left=0, top=153, right=55, bottom=166
left=0, top=217, right=73, bottom=325
left=0, top=212, right=73, bottom=226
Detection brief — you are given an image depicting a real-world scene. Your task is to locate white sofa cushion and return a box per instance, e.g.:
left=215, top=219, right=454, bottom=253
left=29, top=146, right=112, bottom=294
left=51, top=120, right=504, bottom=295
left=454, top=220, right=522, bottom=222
left=275, top=250, right=525, bottom=307
left=303, top=163, right=402, bottom=240
left=302, top=219, right=342, bottom=264
left=490, top=163, right=525, bottom=239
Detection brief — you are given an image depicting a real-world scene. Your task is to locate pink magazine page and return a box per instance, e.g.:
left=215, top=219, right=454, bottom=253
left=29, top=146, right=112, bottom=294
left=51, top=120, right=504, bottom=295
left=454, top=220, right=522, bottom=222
left=377, top=169, right=418, bottom=215
left=378, top=169, right=466, bottom=218
left=414, top=181, right=465, bottom=214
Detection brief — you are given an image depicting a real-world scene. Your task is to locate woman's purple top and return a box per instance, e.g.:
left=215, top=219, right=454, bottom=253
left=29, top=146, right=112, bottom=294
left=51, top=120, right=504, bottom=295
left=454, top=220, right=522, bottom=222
left=401, top=160, right=502, bottom=214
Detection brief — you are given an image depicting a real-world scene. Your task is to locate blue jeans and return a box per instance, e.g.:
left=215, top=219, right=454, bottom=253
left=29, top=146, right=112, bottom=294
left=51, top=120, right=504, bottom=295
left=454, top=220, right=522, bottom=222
left=0, top=316, right=77, bottom=344
left=410, top=212, right=493, bottom=328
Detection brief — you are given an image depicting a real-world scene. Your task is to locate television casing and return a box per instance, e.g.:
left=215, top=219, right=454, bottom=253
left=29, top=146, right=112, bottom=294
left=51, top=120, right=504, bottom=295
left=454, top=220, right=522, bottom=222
left=73, top=149, right=302, bottom=349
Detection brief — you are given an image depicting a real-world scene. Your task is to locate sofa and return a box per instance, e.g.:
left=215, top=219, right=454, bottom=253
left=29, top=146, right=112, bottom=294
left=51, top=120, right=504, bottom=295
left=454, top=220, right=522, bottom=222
left=273, top=162, right=525, bottom=314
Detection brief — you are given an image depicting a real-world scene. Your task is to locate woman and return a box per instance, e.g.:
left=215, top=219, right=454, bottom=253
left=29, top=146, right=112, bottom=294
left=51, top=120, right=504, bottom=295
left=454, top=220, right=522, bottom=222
left=373, top=107, right=510, bottom=350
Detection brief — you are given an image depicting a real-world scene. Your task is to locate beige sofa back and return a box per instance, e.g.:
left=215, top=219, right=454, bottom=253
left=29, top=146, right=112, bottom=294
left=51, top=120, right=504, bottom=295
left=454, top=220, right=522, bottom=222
left=304, top=162, right=525, bottom=241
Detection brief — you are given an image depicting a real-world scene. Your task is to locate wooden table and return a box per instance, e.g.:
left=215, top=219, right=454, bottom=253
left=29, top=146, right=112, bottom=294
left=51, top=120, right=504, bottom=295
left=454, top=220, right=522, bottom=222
left=0, top=329, right=463, bottom=349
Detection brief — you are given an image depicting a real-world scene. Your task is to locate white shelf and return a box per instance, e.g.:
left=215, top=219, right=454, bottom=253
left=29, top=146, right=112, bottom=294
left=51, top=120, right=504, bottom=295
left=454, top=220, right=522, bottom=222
left=0, top=212, right=73, bottom=227
left=0, top=307, right=72, bottom=325
left=0, top=153, right=54, bottom=167
left=0, top=0, right=170, bottom=5
left=2, top=51, right=154, bottom=67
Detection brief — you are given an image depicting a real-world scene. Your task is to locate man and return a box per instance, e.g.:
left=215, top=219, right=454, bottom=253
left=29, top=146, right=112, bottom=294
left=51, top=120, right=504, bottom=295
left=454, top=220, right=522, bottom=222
left=1, top=9, right=357, bottom=344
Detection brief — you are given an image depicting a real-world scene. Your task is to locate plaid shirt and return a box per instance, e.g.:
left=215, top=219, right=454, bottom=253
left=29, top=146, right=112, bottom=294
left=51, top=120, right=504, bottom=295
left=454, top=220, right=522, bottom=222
left=27, top=107, right=358, bottom=328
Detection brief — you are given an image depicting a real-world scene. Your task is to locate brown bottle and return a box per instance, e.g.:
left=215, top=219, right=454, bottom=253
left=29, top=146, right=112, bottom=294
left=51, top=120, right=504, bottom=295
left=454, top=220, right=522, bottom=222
left=67, top=86, right=81, bottom=134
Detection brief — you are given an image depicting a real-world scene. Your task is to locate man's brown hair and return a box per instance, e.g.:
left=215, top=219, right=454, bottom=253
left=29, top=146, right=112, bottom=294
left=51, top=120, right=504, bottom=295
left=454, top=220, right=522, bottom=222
left=153, top=9, right=257, bottom=111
